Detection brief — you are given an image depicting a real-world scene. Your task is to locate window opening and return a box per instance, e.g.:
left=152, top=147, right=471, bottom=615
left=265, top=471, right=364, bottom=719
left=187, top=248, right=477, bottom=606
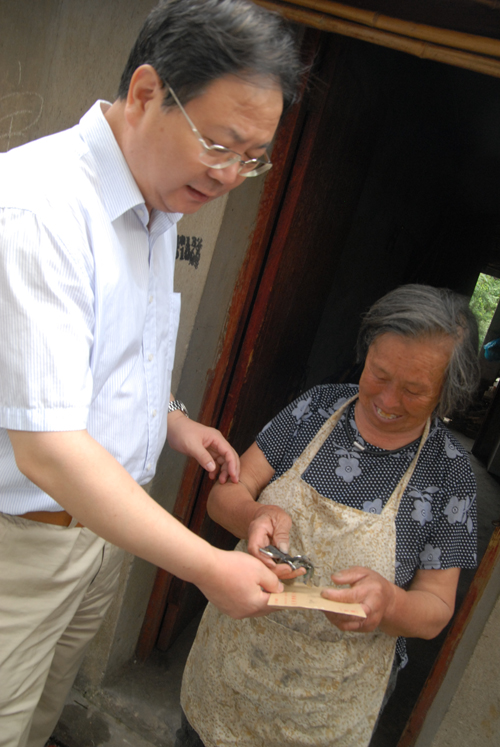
left=470, top=273, right=500, bottom=349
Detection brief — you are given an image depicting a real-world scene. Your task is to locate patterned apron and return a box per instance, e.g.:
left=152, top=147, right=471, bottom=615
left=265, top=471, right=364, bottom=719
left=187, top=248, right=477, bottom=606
left=182, top=396, right=429, bottom=747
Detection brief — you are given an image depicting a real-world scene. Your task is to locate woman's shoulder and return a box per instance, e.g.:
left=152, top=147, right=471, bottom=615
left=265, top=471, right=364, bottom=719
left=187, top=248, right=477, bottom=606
left=257, top=383, right=358, bottom=458
left=427, top=419, right=473, bottom=464
left=298, top=383, right=359, bottom=414
left=416, top=418, right=476, bottom=495
left=259, top=383, right=358, bottom=435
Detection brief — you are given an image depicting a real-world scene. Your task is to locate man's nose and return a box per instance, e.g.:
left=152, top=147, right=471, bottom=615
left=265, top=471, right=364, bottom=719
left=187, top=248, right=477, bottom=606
left=209, top=161, right=242, bottom=186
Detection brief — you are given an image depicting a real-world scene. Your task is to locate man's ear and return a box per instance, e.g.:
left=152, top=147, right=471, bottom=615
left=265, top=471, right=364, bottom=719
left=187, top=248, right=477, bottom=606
left=125, top=64, right=164, bottom=122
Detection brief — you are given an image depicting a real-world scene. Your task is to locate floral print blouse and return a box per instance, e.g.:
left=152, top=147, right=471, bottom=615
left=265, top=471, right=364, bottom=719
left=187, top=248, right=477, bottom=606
left=256, top=383, right=477, bottom=667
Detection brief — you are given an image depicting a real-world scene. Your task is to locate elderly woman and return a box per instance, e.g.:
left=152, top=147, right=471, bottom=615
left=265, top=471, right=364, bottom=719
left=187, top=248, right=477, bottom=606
left=177, top=285, right=479, bottom=747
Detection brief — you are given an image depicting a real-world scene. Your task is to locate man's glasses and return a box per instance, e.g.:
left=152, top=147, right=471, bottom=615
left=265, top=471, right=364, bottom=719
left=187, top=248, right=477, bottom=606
left=167, top=85, right=273, bottom=178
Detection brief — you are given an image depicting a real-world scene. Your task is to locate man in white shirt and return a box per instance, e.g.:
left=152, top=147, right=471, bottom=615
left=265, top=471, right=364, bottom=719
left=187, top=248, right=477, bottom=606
left=0, top=1, right=302, bottom=745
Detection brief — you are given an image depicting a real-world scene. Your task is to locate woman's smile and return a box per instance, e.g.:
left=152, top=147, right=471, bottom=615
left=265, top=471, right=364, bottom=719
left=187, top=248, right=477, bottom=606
left=375, top=406, right=399, bottom=420
left=355, top=332, right=454, bottom=449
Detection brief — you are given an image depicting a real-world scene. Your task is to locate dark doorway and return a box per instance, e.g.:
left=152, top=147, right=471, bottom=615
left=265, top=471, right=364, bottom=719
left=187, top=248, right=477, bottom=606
left=220, top=33, right=500, bottom=456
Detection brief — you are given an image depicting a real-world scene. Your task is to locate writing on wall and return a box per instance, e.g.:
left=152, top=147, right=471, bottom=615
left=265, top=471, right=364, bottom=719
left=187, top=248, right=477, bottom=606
left=176, top=235, right=202, bottom=269
left=0, top=63, right=44, bottom=151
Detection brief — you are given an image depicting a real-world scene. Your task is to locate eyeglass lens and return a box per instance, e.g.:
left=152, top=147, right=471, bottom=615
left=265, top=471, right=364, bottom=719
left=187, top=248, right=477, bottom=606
left=198, top=148, right=270, bottom=175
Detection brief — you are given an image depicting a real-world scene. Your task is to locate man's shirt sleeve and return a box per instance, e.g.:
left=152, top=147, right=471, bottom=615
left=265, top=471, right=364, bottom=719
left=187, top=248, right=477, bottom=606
left=0, top=208, right=94, bottom=431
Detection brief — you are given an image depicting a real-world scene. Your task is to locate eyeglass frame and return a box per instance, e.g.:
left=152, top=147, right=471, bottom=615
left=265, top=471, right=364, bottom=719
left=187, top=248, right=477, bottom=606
left=166, top=85, right=273, bottom=178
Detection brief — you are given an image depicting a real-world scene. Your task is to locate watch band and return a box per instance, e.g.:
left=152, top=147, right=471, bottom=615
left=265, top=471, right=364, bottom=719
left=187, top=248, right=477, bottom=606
left=168, top=399, right=189, bottom=418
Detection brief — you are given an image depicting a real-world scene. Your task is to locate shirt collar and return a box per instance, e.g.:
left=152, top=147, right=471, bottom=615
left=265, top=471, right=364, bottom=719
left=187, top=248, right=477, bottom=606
left=79, top=100, right=182, bottom=229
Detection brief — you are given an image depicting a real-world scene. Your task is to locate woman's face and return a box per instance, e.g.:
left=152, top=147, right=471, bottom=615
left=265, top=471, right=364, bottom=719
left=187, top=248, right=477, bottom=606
left=357, top=332, right=454, bottom=444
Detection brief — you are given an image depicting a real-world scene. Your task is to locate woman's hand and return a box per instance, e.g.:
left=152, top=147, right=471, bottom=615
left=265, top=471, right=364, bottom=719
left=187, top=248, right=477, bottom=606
left=247, top=504, right=306, bottom=580
left=247, top=504, right=292, bottom=555
left=167, top=410, right=240, bottom=483
left=321, top=565, right=460, bottom=639
left=321, top=567, right=395, bottom=632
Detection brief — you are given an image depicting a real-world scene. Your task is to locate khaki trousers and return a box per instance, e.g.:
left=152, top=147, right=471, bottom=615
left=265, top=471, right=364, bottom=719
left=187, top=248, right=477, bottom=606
left=0, top=513, right=124, bottom=747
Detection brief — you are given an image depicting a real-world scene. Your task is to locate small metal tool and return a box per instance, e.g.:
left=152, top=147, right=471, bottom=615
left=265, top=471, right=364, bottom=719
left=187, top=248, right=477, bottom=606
left=259, top=545, right=314, bottom=583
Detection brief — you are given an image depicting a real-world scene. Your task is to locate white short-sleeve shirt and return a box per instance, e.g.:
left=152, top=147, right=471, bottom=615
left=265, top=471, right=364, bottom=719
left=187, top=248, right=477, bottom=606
left=0, top=101, right=182, bottom=513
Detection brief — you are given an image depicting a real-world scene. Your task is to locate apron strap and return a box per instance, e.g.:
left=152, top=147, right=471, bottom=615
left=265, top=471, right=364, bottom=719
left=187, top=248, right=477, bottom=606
left=290, top=394, right=358, bottom=476
left=383, top=415, right=431, bottom=516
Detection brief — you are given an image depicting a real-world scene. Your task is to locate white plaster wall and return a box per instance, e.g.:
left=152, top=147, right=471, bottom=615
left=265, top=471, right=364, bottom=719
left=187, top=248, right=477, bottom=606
left=413, top=548, right=500, bottom=747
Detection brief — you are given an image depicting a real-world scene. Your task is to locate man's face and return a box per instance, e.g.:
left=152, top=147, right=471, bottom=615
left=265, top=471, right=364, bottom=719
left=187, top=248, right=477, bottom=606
left=123, top=72, right=283, bottom=214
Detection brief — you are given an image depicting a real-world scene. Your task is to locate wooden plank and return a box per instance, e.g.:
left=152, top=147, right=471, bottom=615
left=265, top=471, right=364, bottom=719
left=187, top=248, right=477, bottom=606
left=135, top=568, right=173, bottom=660
left=256, top=0, right=500, bottom=40
left=271, top=0, right=500, bottom=56
left=255, top=1, right=500, bottom=78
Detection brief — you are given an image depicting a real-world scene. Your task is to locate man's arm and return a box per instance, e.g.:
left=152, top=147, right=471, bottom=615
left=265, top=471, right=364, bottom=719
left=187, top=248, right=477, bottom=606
left=8, top=429, right=283, bottom=618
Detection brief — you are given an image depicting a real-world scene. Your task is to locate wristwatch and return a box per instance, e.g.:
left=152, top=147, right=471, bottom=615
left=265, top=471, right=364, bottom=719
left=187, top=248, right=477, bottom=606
left=168, top=399, right=189, bottom=418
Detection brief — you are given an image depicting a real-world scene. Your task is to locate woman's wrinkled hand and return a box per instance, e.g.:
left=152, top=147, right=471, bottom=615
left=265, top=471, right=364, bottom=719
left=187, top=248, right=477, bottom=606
left=321, top=566, right=396, bottom=633
left=246, top=504, right=306, bottom=580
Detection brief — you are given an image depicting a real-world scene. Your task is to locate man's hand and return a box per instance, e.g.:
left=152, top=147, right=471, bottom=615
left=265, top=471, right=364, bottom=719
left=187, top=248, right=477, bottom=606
left=197, top=548, right=284, bottom=618
left=321, top=567, right=395, bottom=633
left=167, top=411, right=239, bottom=483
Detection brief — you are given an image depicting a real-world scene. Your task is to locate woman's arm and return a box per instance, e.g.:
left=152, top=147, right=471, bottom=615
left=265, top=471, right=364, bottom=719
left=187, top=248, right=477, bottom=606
left=381, top=566, right=460, bottom=638
left=208, top=442, right=303, bottom=577
left=208, top=443, right=275, bottom=537
left=322, top=566, right=460, bottom=639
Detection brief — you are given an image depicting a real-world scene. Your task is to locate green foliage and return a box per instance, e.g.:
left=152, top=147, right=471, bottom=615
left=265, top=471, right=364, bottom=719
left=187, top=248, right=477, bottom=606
left=470, top=273, right=500, bottom=346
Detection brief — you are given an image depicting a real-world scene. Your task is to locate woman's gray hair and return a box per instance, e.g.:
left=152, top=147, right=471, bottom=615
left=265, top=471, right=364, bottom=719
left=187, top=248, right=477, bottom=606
left=357, top=284, right=480, bottom=418
left=118, top=0, right=304, bottom=112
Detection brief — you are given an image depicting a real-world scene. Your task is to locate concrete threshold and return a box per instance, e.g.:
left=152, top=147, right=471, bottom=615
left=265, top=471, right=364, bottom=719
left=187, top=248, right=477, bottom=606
left=52, top=617, right=200, bottom=747
left=49, top=689, right=158, bottom=747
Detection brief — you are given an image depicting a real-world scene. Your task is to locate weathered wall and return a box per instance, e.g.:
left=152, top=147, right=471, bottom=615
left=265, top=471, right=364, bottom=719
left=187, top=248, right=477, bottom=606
left=411, top=552, right=500, bottom=747
left=0, top=0, right=151, bottom=147
left=432, top=592, right=500, bottom=746
left=0, top=0, right=231, bottom=395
